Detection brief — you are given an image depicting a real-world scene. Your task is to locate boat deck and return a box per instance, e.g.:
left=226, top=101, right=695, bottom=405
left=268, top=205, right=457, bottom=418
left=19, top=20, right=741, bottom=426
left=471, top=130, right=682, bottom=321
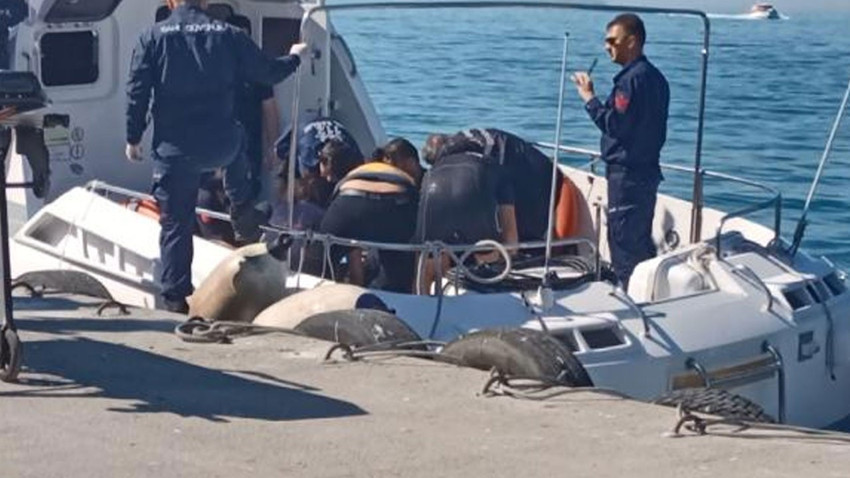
left=2, top=294, right=849, bottom=477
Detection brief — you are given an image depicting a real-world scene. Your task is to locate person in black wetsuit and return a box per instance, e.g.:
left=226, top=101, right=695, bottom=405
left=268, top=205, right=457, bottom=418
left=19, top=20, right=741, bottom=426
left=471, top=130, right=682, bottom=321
left=226, top=14, right=281, bottom=200
left=320, top=138, right=423, bottom=292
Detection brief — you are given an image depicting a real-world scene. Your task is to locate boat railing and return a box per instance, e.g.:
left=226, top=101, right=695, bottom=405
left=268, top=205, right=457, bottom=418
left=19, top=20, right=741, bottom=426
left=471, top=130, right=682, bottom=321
left=86, top=180, right=601, bottom=291
left=535, top=142, right=783, bottom=257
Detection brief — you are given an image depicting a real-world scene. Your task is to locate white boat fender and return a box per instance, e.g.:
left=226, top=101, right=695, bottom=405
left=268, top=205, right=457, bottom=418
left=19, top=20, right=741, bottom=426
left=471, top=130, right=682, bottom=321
left=188, top=236, right=292, bottom=323
left=252, top=284, right=420, bottom=346
left=440, top=328, right=593, bottom=387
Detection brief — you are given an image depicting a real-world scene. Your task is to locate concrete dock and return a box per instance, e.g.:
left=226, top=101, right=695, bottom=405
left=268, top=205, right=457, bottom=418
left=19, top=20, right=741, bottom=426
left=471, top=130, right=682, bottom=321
left=2, top=294, right=849, bottom=477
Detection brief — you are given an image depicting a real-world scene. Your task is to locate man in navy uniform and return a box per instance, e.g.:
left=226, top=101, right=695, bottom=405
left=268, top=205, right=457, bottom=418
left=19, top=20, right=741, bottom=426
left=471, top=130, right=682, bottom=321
left=571, top=13, right=669, bottom=289
left=0, top=0, right=27, bottom=69
left=125, top=0, right=307, bottom=312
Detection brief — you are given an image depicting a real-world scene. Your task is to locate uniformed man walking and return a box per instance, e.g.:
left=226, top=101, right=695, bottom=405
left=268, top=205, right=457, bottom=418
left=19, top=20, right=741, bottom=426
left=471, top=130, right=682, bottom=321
left=571, top=13, right=669, bottom=289
left=126, top=0, right=307, bottom=312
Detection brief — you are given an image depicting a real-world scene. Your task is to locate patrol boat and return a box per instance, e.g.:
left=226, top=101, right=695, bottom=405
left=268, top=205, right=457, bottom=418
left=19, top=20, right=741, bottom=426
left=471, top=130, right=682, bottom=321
left=6, top=1, right=850, bottom=429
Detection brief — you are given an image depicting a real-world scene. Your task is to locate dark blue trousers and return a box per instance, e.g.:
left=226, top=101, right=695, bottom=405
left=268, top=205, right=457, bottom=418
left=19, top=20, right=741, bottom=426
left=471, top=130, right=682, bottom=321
left=152, top=131, right=252, bottom=301
left=607, top=175, right=660, bottom=290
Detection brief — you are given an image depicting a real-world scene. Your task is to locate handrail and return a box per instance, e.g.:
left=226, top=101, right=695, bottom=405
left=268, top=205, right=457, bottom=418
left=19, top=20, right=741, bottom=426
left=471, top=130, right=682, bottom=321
left=296, top=1, right=712, bottom=243
left=531, top=143, right=784, bottom=252
left=85, top=180, right=599, bottom=258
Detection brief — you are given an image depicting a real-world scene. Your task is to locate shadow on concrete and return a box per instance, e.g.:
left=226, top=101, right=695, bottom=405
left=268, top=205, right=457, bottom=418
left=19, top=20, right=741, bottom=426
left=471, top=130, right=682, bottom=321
left=0, top=338, right=366, bottom=423
left=11, top=295, right=91, bottom=312
left=15, top=317, right=178, bottom=335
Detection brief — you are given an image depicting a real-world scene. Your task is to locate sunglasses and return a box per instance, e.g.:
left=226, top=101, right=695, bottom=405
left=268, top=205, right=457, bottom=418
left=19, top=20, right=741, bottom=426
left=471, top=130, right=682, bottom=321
left=604, top=35, right=630, bottom=46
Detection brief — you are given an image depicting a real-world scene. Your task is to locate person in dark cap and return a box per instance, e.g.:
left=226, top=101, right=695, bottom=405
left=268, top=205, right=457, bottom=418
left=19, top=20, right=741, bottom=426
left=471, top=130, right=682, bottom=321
left=125, top=0, right=307, bottom=313
left=275, top=117, right=362, bottom=178
left=0, top=0, right=27, bottom=70
left=571, top=12, right=669, bottom=289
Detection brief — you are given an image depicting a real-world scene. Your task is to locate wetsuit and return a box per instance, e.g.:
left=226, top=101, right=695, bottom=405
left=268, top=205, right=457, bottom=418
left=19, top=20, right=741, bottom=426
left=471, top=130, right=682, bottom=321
left=453, top=128, right=562, bottom=242
left=320, top=162, right=419, bottom=292
left=415, top=150, right=514, bottom=246
left=584, top=55, right=669, bottom=288
left=126, top=4, right=301, bottom=305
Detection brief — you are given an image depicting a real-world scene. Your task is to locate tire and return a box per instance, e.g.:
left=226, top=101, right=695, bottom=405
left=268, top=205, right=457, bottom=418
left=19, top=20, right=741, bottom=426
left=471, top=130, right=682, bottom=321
left=0, top=329, right=23, bottom=383
left=440, top=328, right=593, bottom=387
left=652, top=388, right=775, bottom=423
left=294, top=309, right=421, bottom=347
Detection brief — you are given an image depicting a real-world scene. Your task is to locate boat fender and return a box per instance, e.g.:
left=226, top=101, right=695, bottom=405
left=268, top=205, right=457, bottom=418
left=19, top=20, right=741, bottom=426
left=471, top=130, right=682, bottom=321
left=295, top=309, right=420, bottom=347
left=652, top=388, right=775, bottom=423
left=440, top=328, right=593, bottom=387
left=188, top=236, right=292, bottom=323
left=252, top=283, right=391, bottom=329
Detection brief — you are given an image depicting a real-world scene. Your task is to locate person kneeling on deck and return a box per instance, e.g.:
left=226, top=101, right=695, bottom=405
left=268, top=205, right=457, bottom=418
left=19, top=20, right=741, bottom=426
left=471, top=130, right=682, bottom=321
left=125, top=0, right=307, bottom=313
left=320, top=139, right=423, bottom=292
left=424, top=128, right=580, bottom=243
left=416, top=133, right=519, bottom=292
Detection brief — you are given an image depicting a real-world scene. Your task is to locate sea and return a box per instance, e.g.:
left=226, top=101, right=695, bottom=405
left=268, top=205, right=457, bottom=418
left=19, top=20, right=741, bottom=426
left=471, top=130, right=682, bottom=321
left=331, top=6, right=850, bottom=270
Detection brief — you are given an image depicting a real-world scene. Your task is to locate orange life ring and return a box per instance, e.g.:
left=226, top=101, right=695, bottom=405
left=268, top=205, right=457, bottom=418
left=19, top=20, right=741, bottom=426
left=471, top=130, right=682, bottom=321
left=123, top=198, right=161, bottom=221
left=554, top=175, right=580, bottom=239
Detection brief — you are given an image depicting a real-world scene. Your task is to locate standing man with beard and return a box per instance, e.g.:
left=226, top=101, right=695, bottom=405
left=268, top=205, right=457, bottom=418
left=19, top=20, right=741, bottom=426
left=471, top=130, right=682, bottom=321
left=571, top=13, right=669, bottom=289
left=126, top=0, right=307, bottom=312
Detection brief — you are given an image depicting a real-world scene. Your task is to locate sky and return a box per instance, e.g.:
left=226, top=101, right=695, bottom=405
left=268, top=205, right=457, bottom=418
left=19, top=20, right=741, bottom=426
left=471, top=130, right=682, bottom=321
left=620, top=0, right=850, bottom=13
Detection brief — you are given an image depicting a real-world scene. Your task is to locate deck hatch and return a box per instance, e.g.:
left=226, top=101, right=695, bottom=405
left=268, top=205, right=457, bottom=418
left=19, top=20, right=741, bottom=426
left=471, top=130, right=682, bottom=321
left=581, top=328, right=623, bottom=350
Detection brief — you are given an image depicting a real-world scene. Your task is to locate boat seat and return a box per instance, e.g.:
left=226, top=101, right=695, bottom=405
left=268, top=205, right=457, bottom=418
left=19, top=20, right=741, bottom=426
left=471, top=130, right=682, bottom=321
left=628, top=244, right=715, bottom=303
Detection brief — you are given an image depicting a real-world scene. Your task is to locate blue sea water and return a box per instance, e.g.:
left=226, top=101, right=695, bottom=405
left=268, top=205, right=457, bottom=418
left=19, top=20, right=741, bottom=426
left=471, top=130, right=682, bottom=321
left=331, top=7, right=850, bottom=269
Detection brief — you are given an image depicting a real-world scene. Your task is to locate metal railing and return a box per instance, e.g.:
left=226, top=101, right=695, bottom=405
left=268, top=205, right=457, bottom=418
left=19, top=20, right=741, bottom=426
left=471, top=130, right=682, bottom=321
left=86, top=180, right=599, bottom=291
left=532, top=143, right=783, bottom=258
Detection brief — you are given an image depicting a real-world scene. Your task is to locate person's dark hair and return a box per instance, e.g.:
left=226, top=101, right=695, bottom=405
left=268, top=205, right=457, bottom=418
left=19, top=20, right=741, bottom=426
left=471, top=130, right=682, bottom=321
left=382, top=138, right=419, bottom=167
left=296, top=176, right=333, bottom=208
left=607, top=13, right=646, bottom=47
left=422, top=134, right=449, bottom=165
left=319, top=139, right=363, bottom=181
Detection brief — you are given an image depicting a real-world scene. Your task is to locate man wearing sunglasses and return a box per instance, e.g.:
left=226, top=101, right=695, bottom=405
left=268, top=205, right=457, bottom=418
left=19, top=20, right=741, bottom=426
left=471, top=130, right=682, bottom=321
left=570, top=13, right=669, bottom=290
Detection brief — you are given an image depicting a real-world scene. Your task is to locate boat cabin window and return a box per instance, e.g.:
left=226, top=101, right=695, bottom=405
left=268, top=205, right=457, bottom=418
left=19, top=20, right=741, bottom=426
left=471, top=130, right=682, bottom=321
left=261, top=18, right=300, bottom=56
left=155, top=4, right=234, bottom=22
left=40, top=31, right=99, bottom=87
left=45, top=0, right=122, bottom=23
left=783, top=288, right=812, bottom=310
left=824, top=272, right=847, bottom=296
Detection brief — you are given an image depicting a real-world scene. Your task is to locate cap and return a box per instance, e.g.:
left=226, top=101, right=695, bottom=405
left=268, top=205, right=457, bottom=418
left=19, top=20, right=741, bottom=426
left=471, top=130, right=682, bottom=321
left=275, top=118, right=362, bottom=176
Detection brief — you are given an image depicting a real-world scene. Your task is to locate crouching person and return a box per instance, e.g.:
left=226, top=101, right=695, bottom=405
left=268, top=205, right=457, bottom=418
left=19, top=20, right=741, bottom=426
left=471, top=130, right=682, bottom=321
left=320, top=139, right=423, bottom=292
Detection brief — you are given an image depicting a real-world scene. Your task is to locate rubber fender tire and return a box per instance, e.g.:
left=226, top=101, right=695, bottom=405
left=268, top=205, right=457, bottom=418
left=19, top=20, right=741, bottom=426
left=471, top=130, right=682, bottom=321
left=440, top=328, right=593, bottom=387
left=0, top=329, right=23, bottom=383
left=652, top=388, right=775, bottom=423
left=294, top=309, right=421, bottom=347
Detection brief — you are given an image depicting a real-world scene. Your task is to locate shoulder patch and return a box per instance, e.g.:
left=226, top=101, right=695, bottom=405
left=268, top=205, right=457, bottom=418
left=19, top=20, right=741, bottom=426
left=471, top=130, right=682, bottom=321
left=614, top=91, right=630, bottom=113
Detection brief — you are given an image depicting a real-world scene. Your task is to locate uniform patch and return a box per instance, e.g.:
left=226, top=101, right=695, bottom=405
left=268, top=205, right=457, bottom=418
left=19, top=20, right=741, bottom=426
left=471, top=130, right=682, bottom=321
left=614, top=91, right=630, bottom=113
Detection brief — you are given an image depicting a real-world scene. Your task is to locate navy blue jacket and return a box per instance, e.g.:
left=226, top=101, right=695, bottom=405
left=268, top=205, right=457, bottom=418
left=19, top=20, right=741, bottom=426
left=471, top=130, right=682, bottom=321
left=0, top=0, right=27, bottom=69
left=126, top=5, right=300, bottom=160
left=585, top=55, right=669, bottom=182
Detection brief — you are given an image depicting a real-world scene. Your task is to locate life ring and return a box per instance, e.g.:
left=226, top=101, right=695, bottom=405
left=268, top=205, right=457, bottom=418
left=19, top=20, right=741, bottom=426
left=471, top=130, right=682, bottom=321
left=554, top=175, right=580, bottom=239
left=123, top=198, right=161, bottom=221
